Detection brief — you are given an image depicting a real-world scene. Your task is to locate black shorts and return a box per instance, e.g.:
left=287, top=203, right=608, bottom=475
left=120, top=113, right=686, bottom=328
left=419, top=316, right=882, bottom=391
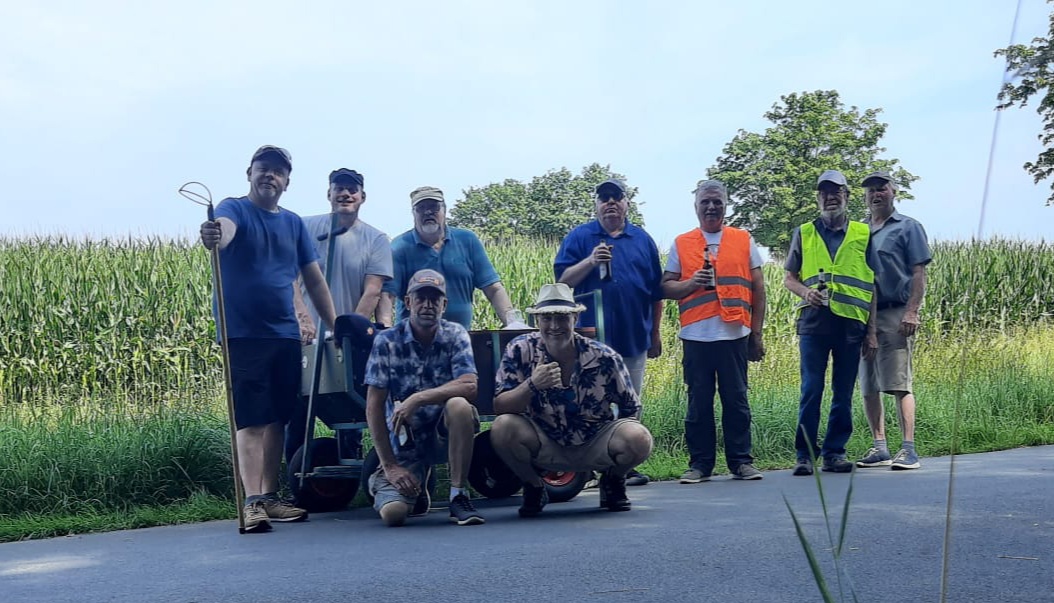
left=228, top=338, right=301, bottom=429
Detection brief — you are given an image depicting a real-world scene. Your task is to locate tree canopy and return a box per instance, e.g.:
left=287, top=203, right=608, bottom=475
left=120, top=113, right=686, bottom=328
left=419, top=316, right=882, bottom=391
left=449, top=163, right=644, bottom=240
left=706, top=90, right=917, bottom=256
left=995, top=0, right=1054, bottom=205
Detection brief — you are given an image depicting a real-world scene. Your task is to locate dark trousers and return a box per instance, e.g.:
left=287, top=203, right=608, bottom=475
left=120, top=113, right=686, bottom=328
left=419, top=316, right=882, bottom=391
left=683, top=337, right=754, bottom=473
left=795, top=334, right=860, bottom=461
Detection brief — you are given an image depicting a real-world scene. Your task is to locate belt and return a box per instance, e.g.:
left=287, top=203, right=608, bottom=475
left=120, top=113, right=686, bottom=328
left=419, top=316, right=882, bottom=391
left=877, top=302, right=905, bottom=311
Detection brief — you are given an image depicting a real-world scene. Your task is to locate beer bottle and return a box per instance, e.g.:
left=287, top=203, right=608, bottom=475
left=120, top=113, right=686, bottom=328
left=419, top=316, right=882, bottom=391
left=598, top=239, right=612, bottom=282
left=817, top=268, right=830, bottom=306
left=703, top=248, right=716, bottom=290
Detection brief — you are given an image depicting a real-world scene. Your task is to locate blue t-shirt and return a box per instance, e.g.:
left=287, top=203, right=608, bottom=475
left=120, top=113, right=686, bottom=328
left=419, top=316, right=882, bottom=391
left=383, top=227, right=501, bottom=329
left=213, top=197, right=318, bottom=340
left=364, top=319, right=477, bottom=464
left=553, top=220, right=663, bottom=358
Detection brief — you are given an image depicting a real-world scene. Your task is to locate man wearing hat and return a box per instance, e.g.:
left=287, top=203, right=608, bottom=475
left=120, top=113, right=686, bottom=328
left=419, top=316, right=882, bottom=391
left=199, top=145, right=338, bottom=532
left=662, top=179, right=767, bottom=484
left=783, top=170, right=878, bottom=476
left=285, top=168, right=395, bottom=465
left=489, top=283, right=654, bottom=517
left=364, top=269, right=485, bottom=527
left=856, top=171, right=931, bottom=471
left=554, top=178, right=663, bottom=486
left=384, top=186, right=523, bottom=330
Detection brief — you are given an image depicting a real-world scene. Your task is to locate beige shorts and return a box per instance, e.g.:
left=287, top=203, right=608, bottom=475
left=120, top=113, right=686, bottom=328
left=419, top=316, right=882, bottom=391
left=859, top=305, right=915, bottom=395
left=512, top=415, right=645, bottom=472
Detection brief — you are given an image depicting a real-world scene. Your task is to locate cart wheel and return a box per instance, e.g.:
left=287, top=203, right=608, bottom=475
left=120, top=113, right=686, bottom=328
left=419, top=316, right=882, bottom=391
left=361, top=448, right=437, bottom=504
left=543, top=470, right=589, bottom=503
left=467, top=430, right=522, bottom=499
left=288, top=437, right=358, bottom=513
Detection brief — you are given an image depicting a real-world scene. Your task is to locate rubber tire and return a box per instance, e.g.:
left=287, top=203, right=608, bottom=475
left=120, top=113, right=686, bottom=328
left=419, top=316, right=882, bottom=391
left=288, top=437, right=358, bottom=513
left=361, top=448, right=437, bottom=504
left=467, top=430, right=522, bottom=499
left=542, top=470, right=589, bottom=503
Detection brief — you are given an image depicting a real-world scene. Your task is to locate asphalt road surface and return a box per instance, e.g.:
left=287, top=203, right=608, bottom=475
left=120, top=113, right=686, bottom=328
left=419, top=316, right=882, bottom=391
left=2, top=446, right=1052, bottom=602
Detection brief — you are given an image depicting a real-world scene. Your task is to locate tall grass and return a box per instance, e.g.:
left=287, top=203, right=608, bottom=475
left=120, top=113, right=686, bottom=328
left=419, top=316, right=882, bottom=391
left=1, top=234, right=1052, bottom=540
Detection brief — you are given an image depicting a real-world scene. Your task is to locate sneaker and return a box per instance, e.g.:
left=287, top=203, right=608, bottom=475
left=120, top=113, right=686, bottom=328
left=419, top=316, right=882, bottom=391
left=625, top=469, right=650, bottom=487
left=518, top=484, right=549, bottom=518
left=792, top=459, right=814, bottom=476
left=448, top=493, right=485, bottom=526
left=598, top=471, right=631, bottom=512
left=260, top=495, right=307, bottom=522
left=583, top=472, right=601, bottom=490
left=890, top=448, right=921, bottom=470
left=732, top=463, right=763, bottom=480
left=679, top=468, right=712, bottom=484
left=410, top=468, right=432, bottom=517
left=856, top=447, right=893, bottom=468
left=822, top=457, right=854, bottom=473
left=243, top=500, right=272, bottom=533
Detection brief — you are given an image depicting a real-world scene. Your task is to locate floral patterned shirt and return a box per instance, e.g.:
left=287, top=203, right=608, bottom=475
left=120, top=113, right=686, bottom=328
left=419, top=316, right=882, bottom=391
left=496, top=332, right=640, bottom=447
left=364, top=319, right=477, bottom=463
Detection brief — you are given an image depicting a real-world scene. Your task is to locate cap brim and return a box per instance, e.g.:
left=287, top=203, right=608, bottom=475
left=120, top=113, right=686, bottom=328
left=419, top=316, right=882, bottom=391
left=407, top=285, right=445, bottom=296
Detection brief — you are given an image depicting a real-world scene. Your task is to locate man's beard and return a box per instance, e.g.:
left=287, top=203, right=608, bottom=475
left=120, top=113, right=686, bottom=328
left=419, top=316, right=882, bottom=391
left=419, top=222, right=441, bottom=236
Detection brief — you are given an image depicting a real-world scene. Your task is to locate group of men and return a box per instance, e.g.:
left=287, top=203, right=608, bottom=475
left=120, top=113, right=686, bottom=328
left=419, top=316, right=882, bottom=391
left=199, top=144, right=929, bottom=534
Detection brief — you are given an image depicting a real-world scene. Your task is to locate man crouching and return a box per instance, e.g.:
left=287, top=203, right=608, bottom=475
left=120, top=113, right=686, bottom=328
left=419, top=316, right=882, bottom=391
left=490, top=283, right=654, bottom=517
left=364, top=269, right=484, bottom=527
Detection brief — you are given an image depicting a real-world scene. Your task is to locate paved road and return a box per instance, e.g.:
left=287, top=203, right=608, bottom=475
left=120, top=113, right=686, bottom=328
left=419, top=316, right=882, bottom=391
left=2, top=446, right=1052, bottom=602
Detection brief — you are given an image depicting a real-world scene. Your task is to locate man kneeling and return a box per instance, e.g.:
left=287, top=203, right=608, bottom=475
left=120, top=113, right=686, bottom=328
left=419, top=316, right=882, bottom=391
left=364, top=269, right=484, bottom=527
left=490, top=283, right=654, bottom=517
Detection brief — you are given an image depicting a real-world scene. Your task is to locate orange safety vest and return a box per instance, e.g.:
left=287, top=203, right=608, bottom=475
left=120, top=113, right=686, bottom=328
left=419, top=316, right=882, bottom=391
left=674, top=226, right=753, bottom=329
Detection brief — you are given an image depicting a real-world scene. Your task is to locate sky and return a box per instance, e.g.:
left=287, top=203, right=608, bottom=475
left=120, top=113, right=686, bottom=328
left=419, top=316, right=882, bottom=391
left=1, top=0, right=1051, bottom=251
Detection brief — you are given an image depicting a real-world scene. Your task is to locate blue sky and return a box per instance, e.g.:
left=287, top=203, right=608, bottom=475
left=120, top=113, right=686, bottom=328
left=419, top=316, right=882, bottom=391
left=1, top=1, right=1051, bottom=251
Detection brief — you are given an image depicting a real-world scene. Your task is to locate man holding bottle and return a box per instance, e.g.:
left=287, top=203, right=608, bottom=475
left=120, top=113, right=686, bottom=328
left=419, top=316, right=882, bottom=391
left=554, top=178, right=664, bottom=486
left=783, top=170, right=878, bottom=476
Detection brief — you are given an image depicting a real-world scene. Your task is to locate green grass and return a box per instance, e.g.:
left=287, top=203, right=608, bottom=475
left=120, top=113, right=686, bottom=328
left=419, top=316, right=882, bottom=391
left=0, top=235, right=1052, bottom=541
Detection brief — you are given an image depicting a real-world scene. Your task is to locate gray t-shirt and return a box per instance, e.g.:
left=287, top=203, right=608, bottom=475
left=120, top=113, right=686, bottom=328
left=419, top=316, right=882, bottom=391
left=665, top=228, right=763, bottom=342
left=300, top=214, right=393, bottom=323
left=865, top=211, right=932, bottom=306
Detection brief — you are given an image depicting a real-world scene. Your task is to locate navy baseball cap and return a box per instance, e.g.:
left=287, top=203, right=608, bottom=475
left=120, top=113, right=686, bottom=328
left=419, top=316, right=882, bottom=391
left=329, top=168, right=364, bottom=187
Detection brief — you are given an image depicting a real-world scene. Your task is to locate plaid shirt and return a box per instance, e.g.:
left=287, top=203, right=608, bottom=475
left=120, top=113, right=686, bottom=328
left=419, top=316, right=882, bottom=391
left=364, top=319, right=477, bottom=463
left=496, top=332, right=640, bottom=447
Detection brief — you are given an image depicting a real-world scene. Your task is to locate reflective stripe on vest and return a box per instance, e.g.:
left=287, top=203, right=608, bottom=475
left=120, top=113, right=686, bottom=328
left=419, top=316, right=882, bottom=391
left=799, top=221, right=875, bottom=324
left=674, top=226, right=753, bottom=329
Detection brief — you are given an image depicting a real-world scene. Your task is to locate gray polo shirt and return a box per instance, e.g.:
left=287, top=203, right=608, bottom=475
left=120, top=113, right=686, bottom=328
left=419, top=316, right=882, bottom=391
left=300, top=215, right=393, bottom=323
left=865, top=210, right=931, bottom=306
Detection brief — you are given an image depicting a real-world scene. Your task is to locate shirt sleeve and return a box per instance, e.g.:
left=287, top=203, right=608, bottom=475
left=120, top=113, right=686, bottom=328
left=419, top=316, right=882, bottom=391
left=467, top=232, right=501, bottom=289
left=664, top=243, right=681, bottom=273
left=553, top=230, right=584, bottom=280
left=364, top=333, right=391, bottom=389
left=213, top=198, right=241, bottom=225
left=383, top=238, right=404, bottom=296
left=367, top=232, right=394, bottom=279
left=610, top=352, right=642, bottom=418
left=449, top=324, right=478, bottom=379
left=495, top=337, right=529, bottom=396
left=905, top=220, right=933, bottom=267
left=748, top=236, right=763, bottom=269
left=865, top=237, right=879, bottom=272
left=783, top=227, right=803, bottom=273
left=295, top=216, right=320, bottom=268
left=646, top=235, right=664, bottom=302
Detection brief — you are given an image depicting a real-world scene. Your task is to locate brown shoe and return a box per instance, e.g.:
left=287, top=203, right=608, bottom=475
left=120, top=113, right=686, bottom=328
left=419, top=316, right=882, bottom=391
left=243, top=500, right=272, bottom=533
left=261, top=495, right=308, bottom=522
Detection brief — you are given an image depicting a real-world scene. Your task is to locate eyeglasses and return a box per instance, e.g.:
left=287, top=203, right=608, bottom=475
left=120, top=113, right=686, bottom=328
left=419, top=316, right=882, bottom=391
left=414, top=201, right=444, bottom=214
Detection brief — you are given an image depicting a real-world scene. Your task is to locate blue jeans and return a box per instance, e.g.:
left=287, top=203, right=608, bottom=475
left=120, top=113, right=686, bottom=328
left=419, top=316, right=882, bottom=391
left=795, top=334, right=861, bottom=461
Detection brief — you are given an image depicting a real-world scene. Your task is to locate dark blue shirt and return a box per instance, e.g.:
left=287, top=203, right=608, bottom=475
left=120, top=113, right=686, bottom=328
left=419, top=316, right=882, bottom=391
left=384, top=227, right=501, bottom=329
left=213, top=197, right=318, bottom=340
left=554, top=220, right=663, bottom=358
left=364, top=319, right=477, bottom=464
left=785, top=218, right=877, bottom=340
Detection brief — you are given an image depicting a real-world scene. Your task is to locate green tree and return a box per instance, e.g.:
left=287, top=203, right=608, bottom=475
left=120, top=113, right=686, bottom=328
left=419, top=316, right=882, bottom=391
left=706, top=90, right=917, bottom=257
left=995, top=0, right=1054, bottom=205
left=449, top=163, right=644, bottom=239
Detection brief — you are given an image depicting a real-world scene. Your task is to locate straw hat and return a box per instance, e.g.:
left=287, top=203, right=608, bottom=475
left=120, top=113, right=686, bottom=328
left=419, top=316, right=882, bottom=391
left=526, top=283, right=586, bottom=314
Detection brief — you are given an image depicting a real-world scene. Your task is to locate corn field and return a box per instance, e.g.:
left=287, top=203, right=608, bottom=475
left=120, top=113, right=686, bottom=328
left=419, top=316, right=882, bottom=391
left=1, top=235, right=1052, bottom=403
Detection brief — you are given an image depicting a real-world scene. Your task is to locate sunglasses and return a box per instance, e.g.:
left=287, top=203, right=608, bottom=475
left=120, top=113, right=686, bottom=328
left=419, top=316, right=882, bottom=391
left=598, top=191, right=625, bottom=203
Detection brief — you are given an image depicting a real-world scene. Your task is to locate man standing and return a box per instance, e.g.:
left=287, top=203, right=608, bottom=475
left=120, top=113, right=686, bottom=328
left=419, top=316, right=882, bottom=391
left=199, top=145, right=337, bottom=533
left=287, top=168, right=393, bottom=464
left=490, top=283, right=653, bottom=517
left=554, top=178, right=663, bottom=486
left=385, top=186, right=524, bottom=330
left=856, top=171, right=931, bottom=471
left=364, top=269, right=485, bottom=527
left=662, top=179, right=767, bottom=483
left=783, top=170, right=877, bottom=476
